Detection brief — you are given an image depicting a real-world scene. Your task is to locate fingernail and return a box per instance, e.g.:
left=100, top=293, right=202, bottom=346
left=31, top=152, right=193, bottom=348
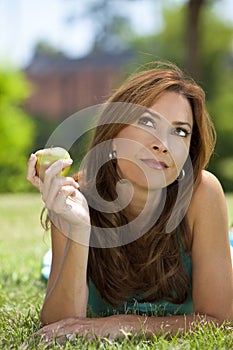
left=66, top=333, right=74, bottom=341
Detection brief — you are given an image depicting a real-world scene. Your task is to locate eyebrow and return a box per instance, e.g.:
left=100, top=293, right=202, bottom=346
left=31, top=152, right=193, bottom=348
left=145, top=109, right=192, bottom=129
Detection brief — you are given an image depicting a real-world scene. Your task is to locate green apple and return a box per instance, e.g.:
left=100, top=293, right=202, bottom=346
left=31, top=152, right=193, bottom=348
left=35, top=147, right=71, bottom=181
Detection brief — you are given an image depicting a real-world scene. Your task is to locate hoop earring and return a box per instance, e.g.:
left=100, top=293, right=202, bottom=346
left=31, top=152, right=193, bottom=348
left=177, top=169, right=185, bottom=181
left=109, top=150, right=117, bottom=160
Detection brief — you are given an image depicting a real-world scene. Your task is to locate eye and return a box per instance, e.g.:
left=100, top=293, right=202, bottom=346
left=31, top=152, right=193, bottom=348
left=172, top=127, right=191, bottom=137
left=138, top=115, right=156, bottom=129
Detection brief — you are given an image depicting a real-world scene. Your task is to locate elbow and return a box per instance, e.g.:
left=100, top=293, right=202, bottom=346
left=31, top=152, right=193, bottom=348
left=216, top=313, right=233, bottom=325
left=39, top=303, right=65, bottom=326
left=209, top=306, right=233, bottom=325
left=196, top=311, right=233, bottom=326
left=39, top=300, right=87, bottom=326
left=204, top=315, right=226, bottom=326
left=194, top=300, right=233, bottom=325
left=40, top=305, right=53, bottom=326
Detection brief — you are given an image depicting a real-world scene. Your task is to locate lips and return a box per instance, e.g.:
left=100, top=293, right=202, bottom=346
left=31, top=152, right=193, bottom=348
left=140, top=159, right=169, bottom=170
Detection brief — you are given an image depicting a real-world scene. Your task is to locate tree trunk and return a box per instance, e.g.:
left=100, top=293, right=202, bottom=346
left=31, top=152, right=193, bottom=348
left=185, top=0, right=205, bottom=80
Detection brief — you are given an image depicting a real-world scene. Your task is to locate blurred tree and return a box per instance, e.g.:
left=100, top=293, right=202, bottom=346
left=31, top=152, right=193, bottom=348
left=0, top=69, right=35, bottom=192
left=186, top=1, right=233, bottom=191
left=33, top=40, right=66, bottom=58
left=185, top=0, right=205, bottom=79
left=88, top=0, right=133, bottom=52
left=130, top=1, right=233, bottom=191
left=65, top=0, right=135, bottom=53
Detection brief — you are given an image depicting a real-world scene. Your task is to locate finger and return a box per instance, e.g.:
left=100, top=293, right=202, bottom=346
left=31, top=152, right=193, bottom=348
left=55, top=186, right=80, bottom=213
left=26, top=153, right=41, bottom=190
left=38, top=331, right=58, bottom=346
left=44, top=158, right=73, bottom=179
left=45, top=185, right=76, bottom=211
left=36, top=318, right=73, bottom=338
left=42, top=177, right=79, bottom=209
left=42, top=158, right=74, bottom=196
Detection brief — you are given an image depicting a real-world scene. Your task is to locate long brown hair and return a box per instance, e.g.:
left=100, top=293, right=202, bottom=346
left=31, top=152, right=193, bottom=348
left=80, top=62, right=216, bottom=306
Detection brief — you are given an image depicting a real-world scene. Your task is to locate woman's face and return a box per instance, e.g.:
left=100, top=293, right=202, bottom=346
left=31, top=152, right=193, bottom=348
left=114, top=91, right=193, bottom=189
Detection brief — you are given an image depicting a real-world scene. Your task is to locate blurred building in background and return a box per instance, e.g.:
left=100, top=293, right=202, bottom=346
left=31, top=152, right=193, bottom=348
left=24, top=51, right=134, bottom=120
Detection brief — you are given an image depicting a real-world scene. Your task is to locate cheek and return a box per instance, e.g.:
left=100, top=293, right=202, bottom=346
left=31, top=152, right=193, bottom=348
left=114, top=138, right=142, bottom=159
left=169, top=139, right=190, bottom=171
left=117, top=159, right=145, bottom=180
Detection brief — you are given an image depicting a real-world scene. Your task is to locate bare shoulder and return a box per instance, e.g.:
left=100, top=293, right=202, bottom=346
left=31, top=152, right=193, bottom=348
left=191, top=170, right=225, bottom=206
left=187, top=170, right=227, bottom=228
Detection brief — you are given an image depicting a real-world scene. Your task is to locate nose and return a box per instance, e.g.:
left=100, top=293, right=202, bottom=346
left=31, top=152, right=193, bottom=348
left=151, top=140, right=168, bottom=154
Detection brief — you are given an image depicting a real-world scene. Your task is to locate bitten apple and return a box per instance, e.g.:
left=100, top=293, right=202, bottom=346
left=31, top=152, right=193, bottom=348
left=35, top=147, right=71, bottom=181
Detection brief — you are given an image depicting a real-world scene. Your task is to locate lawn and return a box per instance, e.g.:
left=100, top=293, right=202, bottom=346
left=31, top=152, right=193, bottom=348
left=0, top=193, right=233, bottom=349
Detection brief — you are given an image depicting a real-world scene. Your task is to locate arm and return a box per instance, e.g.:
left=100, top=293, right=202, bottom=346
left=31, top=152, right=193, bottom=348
left=188, top=170, right=233, bottom=322
left=27, top=153, right=90, bottom=324
left=37, top=313, right=219, bottom=341
left=41, top=224, right=89, bottom=325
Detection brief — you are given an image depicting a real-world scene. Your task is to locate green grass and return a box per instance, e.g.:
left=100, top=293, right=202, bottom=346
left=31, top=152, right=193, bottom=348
left=0, top=193, right=233, bottom=349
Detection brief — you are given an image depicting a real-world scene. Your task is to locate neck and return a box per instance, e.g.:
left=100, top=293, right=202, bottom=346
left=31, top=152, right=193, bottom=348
left=118, top=181, right=164, bottom=222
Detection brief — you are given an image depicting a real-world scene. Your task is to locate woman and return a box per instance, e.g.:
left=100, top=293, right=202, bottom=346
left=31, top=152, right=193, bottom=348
left=27, top=62, right=233, bottom=341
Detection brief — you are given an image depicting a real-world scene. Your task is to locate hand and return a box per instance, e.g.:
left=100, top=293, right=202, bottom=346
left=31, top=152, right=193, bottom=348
left=26, top=153, right=91, bottom=244
left=36, top=315, right=142, bottom=344
left=26, top=153, right=42, bottom=190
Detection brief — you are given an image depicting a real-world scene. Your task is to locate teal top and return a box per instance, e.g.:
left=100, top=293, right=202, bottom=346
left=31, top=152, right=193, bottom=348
left=88, top=232, right=193, bottom=317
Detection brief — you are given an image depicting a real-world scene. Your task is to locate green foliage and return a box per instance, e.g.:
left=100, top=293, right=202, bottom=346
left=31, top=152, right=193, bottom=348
left=29, top=117, right=93, bottom=177
left=33, top=40, right=66, bottom=58
left=32, top=116, right=60, bottom=151
left=130, top=2, right=233, bottom=191
left=81, top=0, right=135, bottom=53
left=0, top=69, right=35, bottom=192
left=130, top=4, right=186, bottom=68
left=199, top=7, right=233, bottom=190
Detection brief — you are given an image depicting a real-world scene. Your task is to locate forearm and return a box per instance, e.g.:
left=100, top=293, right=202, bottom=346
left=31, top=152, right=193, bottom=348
left=37, top=313, right=221, bottom=341
left=142, top=314, right=219, bottom=337
left=45, top=224, right=68, bottom=297
left=112, top=313, right=220, bottom=338
left=41, top=238, right=89, bottom=325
